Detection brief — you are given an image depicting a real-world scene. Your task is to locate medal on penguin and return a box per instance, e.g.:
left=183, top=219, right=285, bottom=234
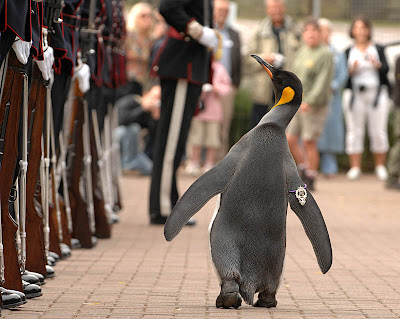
left=164, top=55, right=332, bottom=310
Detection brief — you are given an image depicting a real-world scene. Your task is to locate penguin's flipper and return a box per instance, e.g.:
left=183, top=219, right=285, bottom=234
left=288, top=193, right=332, bottom=274
left=164, top=152, right=237, bottom=242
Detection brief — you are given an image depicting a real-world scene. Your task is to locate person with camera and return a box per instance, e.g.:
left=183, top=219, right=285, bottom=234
left=343, top=16, right=391, bottom=181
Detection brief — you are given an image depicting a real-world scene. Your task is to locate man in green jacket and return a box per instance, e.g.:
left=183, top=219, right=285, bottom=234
left=244, top=0, right=301, bottom=128
left=286, top=18, right=333, bottom=190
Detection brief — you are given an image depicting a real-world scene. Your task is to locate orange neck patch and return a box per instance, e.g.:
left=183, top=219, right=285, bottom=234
left=271, top=87, right=295, bottom=109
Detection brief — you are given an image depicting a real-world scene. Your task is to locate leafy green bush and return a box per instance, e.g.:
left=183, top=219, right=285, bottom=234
left=229, top=88, right=253, bottom=146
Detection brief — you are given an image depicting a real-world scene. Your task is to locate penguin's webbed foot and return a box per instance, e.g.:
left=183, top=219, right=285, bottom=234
left=253, top=293, right=277, bottom=308
left=216, top=292, right=242, bottom=309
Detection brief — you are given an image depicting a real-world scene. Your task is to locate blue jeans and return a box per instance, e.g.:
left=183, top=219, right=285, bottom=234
left=320, top=152, right=338, bottom=175
left=116, top=123, right=153, bottom=175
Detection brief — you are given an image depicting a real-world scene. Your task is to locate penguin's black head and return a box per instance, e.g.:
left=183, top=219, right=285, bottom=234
left=251, top=54, right=303, bottom=110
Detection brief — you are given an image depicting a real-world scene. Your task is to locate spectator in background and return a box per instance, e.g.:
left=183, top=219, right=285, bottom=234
left=317, top=18, right=348, bottom=177
left=286, top=18, right=333, bottom=191
left=125, top=2, right=156, bottom=95
left=385, top=55, right=400, bottom=190
left=244, top=0, right=300, bottom=129
left=116, top=84, right=161, bottom=176
left=213, top=0, right=242, bottom=158
left=343, top=16, right=391, bottom=181
left=186, top=60, right=232, bottom=176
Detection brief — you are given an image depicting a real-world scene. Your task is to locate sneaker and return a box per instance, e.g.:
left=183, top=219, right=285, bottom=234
left=375, top=165, right=388, bottom=181
left=346, top=167, right=361, bottom=180
left=185, top=162, right=200, bottom=176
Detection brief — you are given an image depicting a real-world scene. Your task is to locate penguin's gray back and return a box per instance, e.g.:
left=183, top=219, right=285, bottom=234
left=209, top=124, right=289, bottom=304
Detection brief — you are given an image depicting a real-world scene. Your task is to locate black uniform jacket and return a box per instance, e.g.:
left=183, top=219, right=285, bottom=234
left=0, top=0, right=43, bottom=59
left=54, top=0, right=85, bottom=73
left=0, top=0, right=31, bottom=42
left=151, top=0, right=213, bottom=85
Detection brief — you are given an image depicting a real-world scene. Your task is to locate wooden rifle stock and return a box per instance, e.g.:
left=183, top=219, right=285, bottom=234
left=48, top=110, right=63, bottom=257
left=68, top=81, right=93, bottom=248
left=25, top=63, right=48, bottom=276
left=59, top=195, right=72, bottom=247
left=0, top=51, right=25, bottom=291
left=90, top=120, right=111, bottom=238
left=48, top=196, right=62, bottom=256
left=57, top=135, right=72, bottom=247
left=110, top=106, right=122, bottom=212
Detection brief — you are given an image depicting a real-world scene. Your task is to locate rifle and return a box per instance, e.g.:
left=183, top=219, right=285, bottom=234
left=43, top=0, right=64, bottom=33
left=0, top=50, right=25, bottom=291
left=57, top=133, right=72, bottom=247
left=82, top=98, right=96, bottom=236
left=48, top=105, right=63, bottom=257
left=68, top=79, right=95, bottom=248
left=16, top=58, right=29, bottom=276
left=103, top=105, right=121, bottom=217
left=91, top=110, right=111, bottom=238
left=110, top=104, right=122, bottom=211
left=23, top=62, right=49, bottom=277
left=68, top=0, right=111, bottom=243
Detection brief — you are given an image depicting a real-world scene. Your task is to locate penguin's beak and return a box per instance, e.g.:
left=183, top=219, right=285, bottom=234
left=251, top=54, right=274, bottom=80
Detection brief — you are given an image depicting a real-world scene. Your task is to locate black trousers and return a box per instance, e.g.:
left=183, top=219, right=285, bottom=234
left=149, top=79, right=202, bottom=218
left=249, top=102, right=271, bottom=130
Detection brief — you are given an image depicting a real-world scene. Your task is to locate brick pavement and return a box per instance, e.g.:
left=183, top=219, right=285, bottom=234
left=2, top=173, right=400, bottom=318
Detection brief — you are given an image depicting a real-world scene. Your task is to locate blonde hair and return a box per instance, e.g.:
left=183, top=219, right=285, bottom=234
left=126, top=2, right=153, bottom=33
left=318, top=18, right=333, bottom=31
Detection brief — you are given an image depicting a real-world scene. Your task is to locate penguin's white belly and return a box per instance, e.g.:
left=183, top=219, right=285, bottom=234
left=208, top=194, right=222, bottom=284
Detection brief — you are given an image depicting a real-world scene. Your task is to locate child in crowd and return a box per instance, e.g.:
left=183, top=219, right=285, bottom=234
left=186, top=61, right=232, bottom=175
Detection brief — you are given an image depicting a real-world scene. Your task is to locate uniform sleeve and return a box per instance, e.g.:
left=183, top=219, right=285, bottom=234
left=304, top=50, right=334, bottom=108
left=159, top=0, right=196, bottom=33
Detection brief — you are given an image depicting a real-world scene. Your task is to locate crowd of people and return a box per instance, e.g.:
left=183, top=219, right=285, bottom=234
left=116, top=0, right=400, bottom=225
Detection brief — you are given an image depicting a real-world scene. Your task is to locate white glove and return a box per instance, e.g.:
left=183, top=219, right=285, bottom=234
left=202, top=83, right=213, bottom=93
left=12, top=37, right=32, bottom=65
left=35, top=47, right=55, bottom=81
left=73, top=63, right=91, bottom=94
left=273, top=53, right=286, bottom=69
left=198, top=26, right=219, bottom=52
left=187, top=20, right=219, bottom=51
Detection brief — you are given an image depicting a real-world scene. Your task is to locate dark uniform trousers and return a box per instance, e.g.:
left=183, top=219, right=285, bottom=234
left=149, top=79, right=202, bottom=218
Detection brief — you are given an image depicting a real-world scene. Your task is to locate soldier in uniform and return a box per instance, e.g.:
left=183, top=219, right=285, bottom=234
left=149, top=0, right=220, bottom=224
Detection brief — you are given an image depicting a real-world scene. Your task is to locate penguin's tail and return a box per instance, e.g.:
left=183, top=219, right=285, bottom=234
left=164, top=153, right=237, bottom=241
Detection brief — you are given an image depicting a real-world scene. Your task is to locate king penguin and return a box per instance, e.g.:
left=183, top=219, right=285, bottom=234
left=164, top=55, right=332, bottom=309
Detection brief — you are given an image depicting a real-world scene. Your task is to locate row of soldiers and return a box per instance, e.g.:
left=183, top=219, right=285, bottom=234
left=0, top=0, right=126, bottom=311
